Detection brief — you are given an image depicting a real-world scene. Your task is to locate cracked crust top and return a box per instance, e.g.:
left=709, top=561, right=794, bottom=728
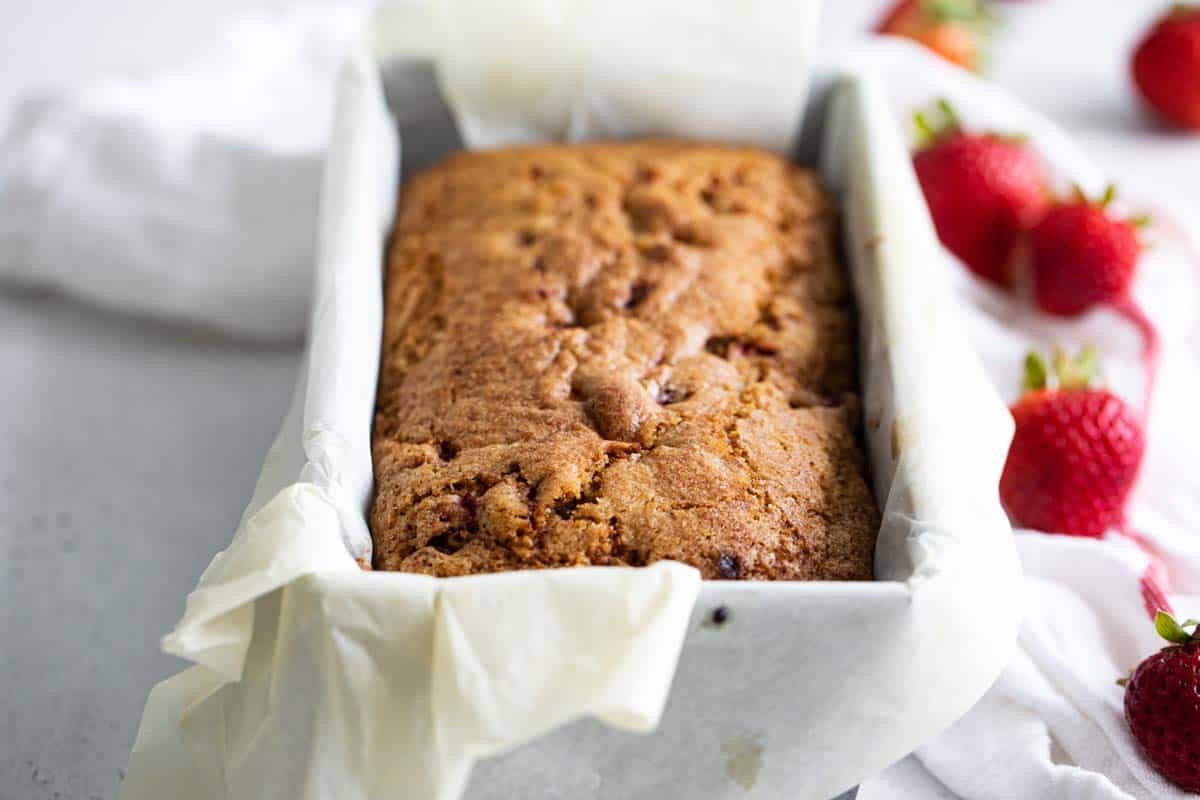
left=369, top=141, right=879, bottom=580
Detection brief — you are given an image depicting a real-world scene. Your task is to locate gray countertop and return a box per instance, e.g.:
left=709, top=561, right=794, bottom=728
left=1, top=289, right=300, bottom=800
left=2, top=1, right=1194, bottom=798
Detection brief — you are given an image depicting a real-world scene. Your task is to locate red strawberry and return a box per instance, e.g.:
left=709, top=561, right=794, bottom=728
left=1123, top=612, right=1200, bottom=792
left=1132, top=5, right=1200, bottom=131
left=876, top=0, right=993, bottom=71
left=1000, top=348, right=1145, bottom=538
left=1029, top=187, right=1160, bottom=415
left=1030, top=186, right=1143, bottom=317
left=913, top=100, right=1048, bottom=287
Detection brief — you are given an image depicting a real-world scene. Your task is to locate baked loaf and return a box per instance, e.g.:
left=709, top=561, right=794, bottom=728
left=370, top=141, right=878, bottom=580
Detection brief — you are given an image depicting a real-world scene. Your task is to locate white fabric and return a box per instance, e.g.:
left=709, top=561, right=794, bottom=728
left=2, top=2, right=1198, bottom=795
left=0, top=3, right=370, bottom=340
left=849, top=43, right=1200, bottom=800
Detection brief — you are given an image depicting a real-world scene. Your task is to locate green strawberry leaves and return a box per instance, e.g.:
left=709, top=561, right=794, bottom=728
left=1054, top=346, right=1101, bottom=389
left=1021, top=347, right=1102, bottom=393
left=1155, top=611, right=1200, bottom=645
left=1022, top=351, right=1050, bottom=392
left=913, top=99, right=963, bottom=149
left=1066, top=183, right=1152, bottom=230
left=925, top=0, right=997, bottom=27
left=912, top=97, right=1027, bottom=150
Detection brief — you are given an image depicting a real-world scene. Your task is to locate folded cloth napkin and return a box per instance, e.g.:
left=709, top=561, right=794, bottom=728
left=0, top=3, right=370, bottom=340
left=5, top=4, right=1198, bottom=795
left=849, top=42, right=1200, bottom=800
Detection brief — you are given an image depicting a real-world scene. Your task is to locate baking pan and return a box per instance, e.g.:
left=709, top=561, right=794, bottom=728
left=122, top=20, right=1020, bottom=800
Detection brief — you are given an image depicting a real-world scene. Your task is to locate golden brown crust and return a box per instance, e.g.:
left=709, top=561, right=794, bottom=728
left=369, top=141, right=878, bottom=580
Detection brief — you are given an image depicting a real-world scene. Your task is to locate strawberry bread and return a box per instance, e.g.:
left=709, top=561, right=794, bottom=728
left=368, top=141, right=879, bottom=580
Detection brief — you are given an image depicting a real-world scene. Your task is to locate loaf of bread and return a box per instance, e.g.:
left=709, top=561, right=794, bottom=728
left=369, top=141, right=878, bottom=580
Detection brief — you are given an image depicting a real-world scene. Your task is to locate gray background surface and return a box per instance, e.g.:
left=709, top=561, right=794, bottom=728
left=1, top=2, right=1193, bottom=798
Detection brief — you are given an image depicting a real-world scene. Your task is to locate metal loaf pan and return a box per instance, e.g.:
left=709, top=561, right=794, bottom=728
left=345, top=58, right=1021, bottom=799
left=121, top=46, right=1020, bottom=800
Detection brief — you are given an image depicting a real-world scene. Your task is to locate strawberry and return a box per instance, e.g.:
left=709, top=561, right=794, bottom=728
left=1029, top=187, right=1160, bottom=415
left=1030, top=186, right=1143, bottom=317
left=912, top=100, right=1048, bottom=287
left=1123, top=612, right=1200, bottom=792
left=875, top=0, right=994, bottom=71
left=999, top=348, right=1145, bottom=538
left=1132, top=5, right=1200, bottom=131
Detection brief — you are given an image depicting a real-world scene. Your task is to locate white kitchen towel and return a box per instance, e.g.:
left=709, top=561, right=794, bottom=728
left=848, top=41, right=1200, bottom=800
left=912, top=537, right=1200, bottom=800
left=3, top=3, right=1199, bottom=795
left=0, top=3, right=370, bottom=340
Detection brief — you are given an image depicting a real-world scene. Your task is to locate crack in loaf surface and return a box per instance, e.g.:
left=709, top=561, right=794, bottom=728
left=369, top=140, right=879, bottom=580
